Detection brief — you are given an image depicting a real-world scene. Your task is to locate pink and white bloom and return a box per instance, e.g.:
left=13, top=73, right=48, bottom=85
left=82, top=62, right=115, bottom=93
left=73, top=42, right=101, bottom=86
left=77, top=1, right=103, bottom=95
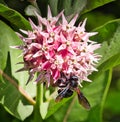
left=13, top=6, right=101, bottom=86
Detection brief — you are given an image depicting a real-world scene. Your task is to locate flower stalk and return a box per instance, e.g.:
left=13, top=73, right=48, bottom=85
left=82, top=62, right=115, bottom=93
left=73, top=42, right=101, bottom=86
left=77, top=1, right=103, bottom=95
left=33, top=82, right=43, bottom=122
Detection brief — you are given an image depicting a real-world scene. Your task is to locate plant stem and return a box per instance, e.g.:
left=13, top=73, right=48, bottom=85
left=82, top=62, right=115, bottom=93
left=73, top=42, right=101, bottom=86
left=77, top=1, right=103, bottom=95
left=0, top=69, right=35, bottom=105
left=63, top=96, right=76, bottom=122
left=33, top=82, right=43, bottom=122
left=100, top=69, right=112, bottom=121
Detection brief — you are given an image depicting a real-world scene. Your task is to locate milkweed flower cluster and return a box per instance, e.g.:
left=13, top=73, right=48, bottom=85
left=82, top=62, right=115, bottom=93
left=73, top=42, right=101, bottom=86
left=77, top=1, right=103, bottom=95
left=12, top=6, right=101, bottom=87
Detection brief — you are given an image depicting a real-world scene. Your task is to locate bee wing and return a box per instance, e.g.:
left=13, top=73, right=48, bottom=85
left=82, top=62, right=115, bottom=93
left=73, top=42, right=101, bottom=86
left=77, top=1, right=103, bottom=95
left=77, top=92, right=91, bottom=110
left=75, top=88, right=90, bottom=110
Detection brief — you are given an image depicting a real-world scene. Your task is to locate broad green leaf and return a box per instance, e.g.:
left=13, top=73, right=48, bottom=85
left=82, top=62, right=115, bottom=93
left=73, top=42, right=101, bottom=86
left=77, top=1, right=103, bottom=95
left=93, top=19, right=120, bottom=71
left=40, top=102, right=49, bottom=119
left=80, top=11, right=115, bottom=31
left=104, top=88, right=120, bottom=114
left=98, top=53, right=120, bottom=72
left=0, top=20, right=36, bottom=120
left=0, top=3, right=31, bottom=30
left=82, top=0, right=115, bottom=14
left=103, top=68, right=120, bottom=118
left=85, top=70, right=112, bottom=122
left=45, top=96, right=73, bottom=118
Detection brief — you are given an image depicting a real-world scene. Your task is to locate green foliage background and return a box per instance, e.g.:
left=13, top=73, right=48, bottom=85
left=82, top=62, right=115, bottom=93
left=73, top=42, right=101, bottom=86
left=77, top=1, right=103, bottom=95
left=0, top=0, right=120, bottom=122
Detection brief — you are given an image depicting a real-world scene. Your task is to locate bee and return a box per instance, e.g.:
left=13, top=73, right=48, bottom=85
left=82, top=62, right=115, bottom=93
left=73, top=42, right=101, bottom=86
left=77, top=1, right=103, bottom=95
left=55, top=74, right=91, bottom=110
left=57, top=88, right=73, bottom=99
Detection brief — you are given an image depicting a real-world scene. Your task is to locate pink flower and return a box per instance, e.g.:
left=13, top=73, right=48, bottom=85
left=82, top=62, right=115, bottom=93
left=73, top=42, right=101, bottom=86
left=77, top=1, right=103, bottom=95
left=12, top=6, right=101, bottom=86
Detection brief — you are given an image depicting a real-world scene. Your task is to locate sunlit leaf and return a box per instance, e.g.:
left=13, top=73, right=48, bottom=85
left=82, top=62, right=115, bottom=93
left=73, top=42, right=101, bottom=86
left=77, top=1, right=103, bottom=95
left=0, top=20, right=35, bottom=120
left=40, top=102, right=49, bottom=119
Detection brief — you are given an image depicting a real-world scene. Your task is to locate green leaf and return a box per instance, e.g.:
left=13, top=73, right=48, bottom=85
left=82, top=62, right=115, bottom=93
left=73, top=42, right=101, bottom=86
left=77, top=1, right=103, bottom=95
left=92, top=19, right=120, bottom=71
left=0, top=20, right=35, bottom=120
left=85, top=69, right=112, bottom=122
left=45, top=96, right=73, bottom=119
left=0, top=3, right=31, bottom=30
left=98, top=53, right=120, bottom=72
left=40, top=102, right=49, bottom=119
left=104, top=88, right=120, bottom=114
left=82, top=0, right=115, bottom=14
